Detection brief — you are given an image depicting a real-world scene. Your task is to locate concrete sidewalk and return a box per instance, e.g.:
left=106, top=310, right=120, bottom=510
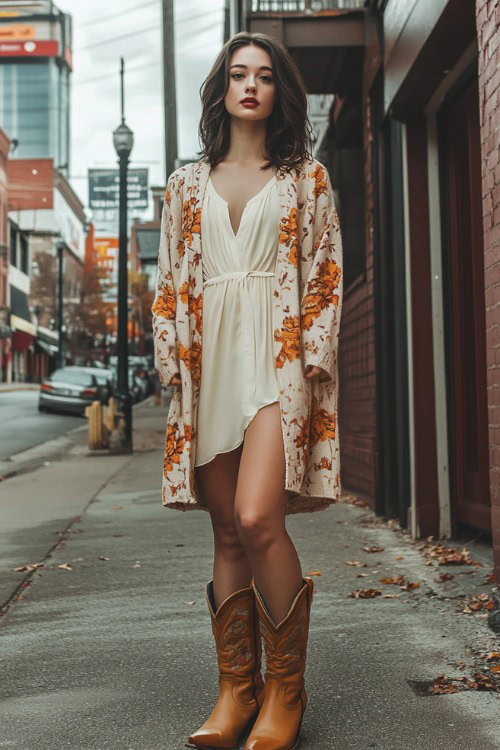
left=0, top=403, right=499, bottom=749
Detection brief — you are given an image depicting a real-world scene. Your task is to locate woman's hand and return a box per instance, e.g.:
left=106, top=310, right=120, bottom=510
left=304, top=365, right=329, bottom=382
left=170, top=373, right=182, bottom=392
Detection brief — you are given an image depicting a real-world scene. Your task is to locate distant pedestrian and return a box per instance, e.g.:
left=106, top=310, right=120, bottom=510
left=152, top=30, right=343, bottom=750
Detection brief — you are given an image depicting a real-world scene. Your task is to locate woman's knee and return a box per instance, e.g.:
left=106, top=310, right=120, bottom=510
left=234, top=508, right=282, bottom=555
left=212, top=515, right=245, bottom=559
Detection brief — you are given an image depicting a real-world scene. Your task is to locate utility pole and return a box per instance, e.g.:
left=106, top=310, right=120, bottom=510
left=162, top=0, right=178, bottom=181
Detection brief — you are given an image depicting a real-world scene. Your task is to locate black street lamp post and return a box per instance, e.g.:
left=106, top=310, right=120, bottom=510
left=113, top=57, right=134, bottom=452
left=56, top=240, right=64, bottom=370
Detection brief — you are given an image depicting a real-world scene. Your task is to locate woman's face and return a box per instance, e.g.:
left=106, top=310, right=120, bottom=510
left=225, top=44, right=276, bottom=122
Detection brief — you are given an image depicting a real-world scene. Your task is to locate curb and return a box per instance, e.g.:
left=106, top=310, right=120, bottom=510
left=0, top=395, right=160, bottom=482
left=0, top=384, right=40, bottom=393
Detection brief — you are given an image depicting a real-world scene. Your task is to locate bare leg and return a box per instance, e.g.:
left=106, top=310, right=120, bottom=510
left=195, top=444, right=252, bottom=610
left=234, top=402, right=303, bottom=625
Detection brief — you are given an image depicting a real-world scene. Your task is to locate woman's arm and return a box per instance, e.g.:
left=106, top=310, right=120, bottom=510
left=151, top=174, right=181, bottom=388
left=300, top=164, right=343, bottom=384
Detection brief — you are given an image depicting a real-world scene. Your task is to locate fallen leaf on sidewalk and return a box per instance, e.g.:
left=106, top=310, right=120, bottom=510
left=57, top=563, right=72, bottom=571
left=184, top=600, right=196, bottom=605
left=380, top=576, right=405, bottom=585
left=113, top=534, right=123, bottom=538
left=395, top=556, right=404, bottom=560
left=363, top=545, right=384, bottom=553
left=382, top=594, right=401, bottom=598
left=349, top=588, right=382, bottom=599
left=357, top=573, right=369, bottom=578
left=462, top=595, right=496, bottom=613
left=111, top=505, right=123, bottom=510
left=465, top=672, right=498, bottom=691
left=400, top=582, right=420, bottom=591
left=485, top=652, right=500, bottom=661
left=14, top=562, right=44, bottom=572
left=437, top=573, right=454, bottom=582
left=346, top=560, right=367, bottom=567
left=422, top=542, right=481, bottom=567
left=305, top=570, right=321, bottom=576
left=484, top=572, right=496, bottom=584
left=491, top=666, right=500, bottom=673
left=133, top=561, right=141, bottom=568
left=431, top=675, right=460, bottom=694
left=99, top=556, right=110, bottom=561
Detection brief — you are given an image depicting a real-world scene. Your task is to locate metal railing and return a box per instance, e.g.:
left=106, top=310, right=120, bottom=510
left=250, top=0, right=366, bottom=11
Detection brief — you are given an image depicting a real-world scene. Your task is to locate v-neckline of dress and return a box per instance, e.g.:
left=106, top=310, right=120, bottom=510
left=208, top=174, right=277, bottom=240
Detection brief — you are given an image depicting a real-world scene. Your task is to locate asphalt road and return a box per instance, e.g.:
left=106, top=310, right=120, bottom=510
left=0, top=390, right=82, bottom=460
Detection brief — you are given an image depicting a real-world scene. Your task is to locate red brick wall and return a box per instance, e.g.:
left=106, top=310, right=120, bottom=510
left=476, top=0, right=500, bottom=579
left=7, top=158, right=54, bottom=211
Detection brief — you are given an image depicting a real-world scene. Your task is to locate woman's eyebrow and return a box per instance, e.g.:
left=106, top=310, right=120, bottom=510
left=229, top=64, right=273, bottom=72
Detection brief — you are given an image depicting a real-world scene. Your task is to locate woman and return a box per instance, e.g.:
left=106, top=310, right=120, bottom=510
left=152, top=31, right=343, bottom=750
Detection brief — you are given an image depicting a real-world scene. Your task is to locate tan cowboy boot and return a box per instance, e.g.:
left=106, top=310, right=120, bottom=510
left=245, top=577, right=314, bottom=750
left=186, top=581, right=265, bottom=750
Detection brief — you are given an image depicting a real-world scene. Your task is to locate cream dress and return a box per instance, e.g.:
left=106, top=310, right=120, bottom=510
left=194, top=174, right=280, bottom=467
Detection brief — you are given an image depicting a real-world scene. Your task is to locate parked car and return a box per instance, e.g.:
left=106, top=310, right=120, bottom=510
left=83, top=367, right=114, bottom=404
left=39, top=367, right=106, bottom=415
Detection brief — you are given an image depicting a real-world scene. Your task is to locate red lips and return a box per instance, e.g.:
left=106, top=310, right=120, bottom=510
left=241, top=97, right=259, bottom=105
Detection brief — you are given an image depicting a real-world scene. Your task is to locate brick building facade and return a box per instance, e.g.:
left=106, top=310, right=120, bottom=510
left=477, top=0, right=500, bottom=580
left=238, top=0, right=500, bottom=579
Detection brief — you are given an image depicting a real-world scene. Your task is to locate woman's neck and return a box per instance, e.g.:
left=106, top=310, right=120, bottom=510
left=225, top=116, right=268, bottom=165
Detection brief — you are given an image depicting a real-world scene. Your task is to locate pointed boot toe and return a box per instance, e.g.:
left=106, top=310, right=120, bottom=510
left=186, top=727, right=225, bottom=749
left=187, top=581, right=264, bottom=750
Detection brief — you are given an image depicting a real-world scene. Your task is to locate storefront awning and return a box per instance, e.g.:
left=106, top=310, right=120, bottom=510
left=10, top=285, right=36, bottom=336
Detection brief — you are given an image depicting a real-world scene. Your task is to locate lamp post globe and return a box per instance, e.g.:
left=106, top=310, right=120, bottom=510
left=113, top=121, right=134, bottom=158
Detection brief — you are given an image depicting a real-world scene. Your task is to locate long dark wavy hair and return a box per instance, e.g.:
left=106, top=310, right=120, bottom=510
left=198, top=31, right=313, bottom=174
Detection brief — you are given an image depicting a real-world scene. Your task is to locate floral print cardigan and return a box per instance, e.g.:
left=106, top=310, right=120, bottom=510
left=151, top=156, right=343, bottom=514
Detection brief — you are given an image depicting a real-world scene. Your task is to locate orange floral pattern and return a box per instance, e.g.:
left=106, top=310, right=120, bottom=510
left=309, top=163, right=328, bottom=198
left=279, top=207, right=299, bottom=268
left=301, top=258, right=341, bottom=331
left=274, top=315, right=301, bottom=368
left=151, top=282, right=176, bottom=321
left=310, top=393, right=336, bottom=448
left=164, top=422, right=185, bottom=475
left=152, top=157, right=343, bottom=515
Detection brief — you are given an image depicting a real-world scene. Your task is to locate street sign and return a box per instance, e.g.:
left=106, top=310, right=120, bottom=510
left=88, top=168, right=149, bottom=210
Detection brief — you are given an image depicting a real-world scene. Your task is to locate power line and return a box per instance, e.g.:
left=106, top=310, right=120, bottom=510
left=76, top=0, right=159, bottom=29
left=76, top=3, right=220, bottom=30
left=76, top=10, right=222, bottom=52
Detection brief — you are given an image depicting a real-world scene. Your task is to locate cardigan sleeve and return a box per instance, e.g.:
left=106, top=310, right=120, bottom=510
left=300, top=165, right=343, bottom=384
left=151, top=173, right=181, bottom=388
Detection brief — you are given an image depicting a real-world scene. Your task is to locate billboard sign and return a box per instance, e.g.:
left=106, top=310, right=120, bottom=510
left=88, top=168, right=148, bottom=210
left=0, top=39, right=58, bottom=56
left=0, top=24, right=35, bottom=40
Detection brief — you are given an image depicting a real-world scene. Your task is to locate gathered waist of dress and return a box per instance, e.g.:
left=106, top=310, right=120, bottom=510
left=203, top=270, right=275, bottom=288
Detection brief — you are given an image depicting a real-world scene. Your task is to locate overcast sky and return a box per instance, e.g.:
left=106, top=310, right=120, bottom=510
left=56, top=0, right=225, bottom=215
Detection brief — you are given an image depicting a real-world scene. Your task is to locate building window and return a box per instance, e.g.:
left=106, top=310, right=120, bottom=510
left=10, top=224, right=16, bottom=266
left=20, top=234, right=28, bottom=274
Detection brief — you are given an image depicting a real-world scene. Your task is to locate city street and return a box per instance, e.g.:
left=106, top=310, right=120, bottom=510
left=0, top=0, right=499, bottom=748
left=1, top=401, right=499, bottom=750
left=0, top=390, right=82, bottom=461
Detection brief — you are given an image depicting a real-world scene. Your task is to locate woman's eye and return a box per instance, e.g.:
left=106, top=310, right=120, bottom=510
left=260, top=76, right=273, bottom=83
left=232, top=73, right=244, bottom=79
